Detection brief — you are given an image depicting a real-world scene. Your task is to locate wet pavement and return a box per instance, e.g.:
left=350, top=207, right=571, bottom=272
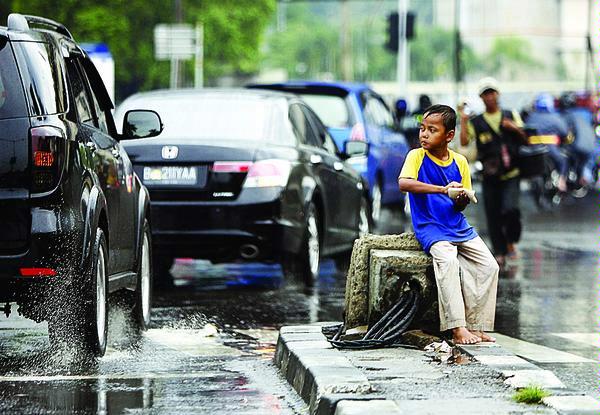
left=0, top=187, right=597, bottom=413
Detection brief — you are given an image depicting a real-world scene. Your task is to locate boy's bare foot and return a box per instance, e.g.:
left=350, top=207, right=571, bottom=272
left=452, top=327, right=481, bottom=344
left=472, top=331, right=496, bottom=342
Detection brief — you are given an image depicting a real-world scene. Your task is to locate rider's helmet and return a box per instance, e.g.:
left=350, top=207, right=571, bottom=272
left=534, top=93, right=555, bottom=112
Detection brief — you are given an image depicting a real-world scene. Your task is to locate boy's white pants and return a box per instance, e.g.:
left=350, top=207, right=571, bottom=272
left=429, top=236, right=499, bottom=332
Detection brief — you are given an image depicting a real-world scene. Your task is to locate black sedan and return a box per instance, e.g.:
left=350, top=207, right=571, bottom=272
left=116, top=89, right=371, bottom=287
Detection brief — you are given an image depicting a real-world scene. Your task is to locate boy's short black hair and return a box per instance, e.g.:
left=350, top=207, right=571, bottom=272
left=423, top=104, right=456, bottom=132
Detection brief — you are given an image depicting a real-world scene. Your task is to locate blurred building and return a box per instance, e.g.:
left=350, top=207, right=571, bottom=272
left=434, top=0, right=598, bottom=84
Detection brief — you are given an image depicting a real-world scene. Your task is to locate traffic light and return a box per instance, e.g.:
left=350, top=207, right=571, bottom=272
left=385, top=12, right=399, bottom=52
left=385, top=11, right=416, bottom=53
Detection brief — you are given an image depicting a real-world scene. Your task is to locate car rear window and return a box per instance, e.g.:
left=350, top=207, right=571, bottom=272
left=12, top=41, right=67, bottom=116
left=0, top=39, right=28, bottom=120
left=118, top=94, right=296, bottom=145
left=298, top=94, right=351, bottom=128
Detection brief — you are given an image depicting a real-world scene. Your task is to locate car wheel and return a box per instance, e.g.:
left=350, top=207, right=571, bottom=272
left=283, top=202, right=320, bottom=287
left=85, top=228, right=109, bottom=356
left=49, top=228, right=108, bottom=357
left=304, top=202, right=321, bottom=286
left=371, top=181, right=382, bottom=227
left=358, top=195, right=372, bottom=237
left=133, top=220, right=152, bottom=330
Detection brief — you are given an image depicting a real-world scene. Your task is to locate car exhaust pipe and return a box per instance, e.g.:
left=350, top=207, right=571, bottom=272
left=240, top=244, right=260, bottom=260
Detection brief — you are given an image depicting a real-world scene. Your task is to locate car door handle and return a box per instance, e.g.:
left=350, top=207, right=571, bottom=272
left=333, top=161, right=344, bottom=171
left=111, top=148, right=121, bottom=159
left=310, top=154, right=322, bottom=164
left=85, top=142, right=97, bottom=151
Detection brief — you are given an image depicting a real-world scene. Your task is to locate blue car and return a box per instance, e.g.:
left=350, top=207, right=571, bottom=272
left=248, top=81, right=410, bottom=225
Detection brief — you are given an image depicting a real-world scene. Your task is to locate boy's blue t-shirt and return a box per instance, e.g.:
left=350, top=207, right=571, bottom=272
left=399, top=148, right=477, bottom=252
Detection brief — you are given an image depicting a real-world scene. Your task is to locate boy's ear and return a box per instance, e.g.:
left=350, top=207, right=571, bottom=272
left=445, top=129, right=455, bottom=143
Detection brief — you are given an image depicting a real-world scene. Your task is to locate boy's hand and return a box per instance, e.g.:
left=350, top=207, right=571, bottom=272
left=443, top=181, right=463, bottom=194
left=453, top=192, right=470, bottom=211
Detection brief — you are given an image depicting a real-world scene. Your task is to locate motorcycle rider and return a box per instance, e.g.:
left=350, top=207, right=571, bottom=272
left=525, top=93, right=570, bottom=193
left=559, top=91, right=597, bottom=189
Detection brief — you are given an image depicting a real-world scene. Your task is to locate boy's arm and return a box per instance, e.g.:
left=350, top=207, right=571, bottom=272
left=398, top=178, right=462, bottom=195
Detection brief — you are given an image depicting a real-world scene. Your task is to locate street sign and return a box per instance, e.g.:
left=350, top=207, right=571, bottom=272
left=154, top=24, right=195, bottom=60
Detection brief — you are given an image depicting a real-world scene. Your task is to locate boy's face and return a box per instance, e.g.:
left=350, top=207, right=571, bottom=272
left=419, top=113, right=454, bottom=152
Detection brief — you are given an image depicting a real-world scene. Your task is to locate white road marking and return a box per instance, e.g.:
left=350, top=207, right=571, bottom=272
left=551, top=332, right=600, bottom=348
left=492, top=333, right=594, bottom=363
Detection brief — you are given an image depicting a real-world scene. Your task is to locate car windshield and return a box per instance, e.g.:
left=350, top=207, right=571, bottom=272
left=299, top=94, right=350, bottom=128
left=120, top=94, right=294, bottom=144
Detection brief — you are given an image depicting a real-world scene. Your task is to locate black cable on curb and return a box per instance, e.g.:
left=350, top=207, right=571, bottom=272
left=322, top=286, right=421, bottom=350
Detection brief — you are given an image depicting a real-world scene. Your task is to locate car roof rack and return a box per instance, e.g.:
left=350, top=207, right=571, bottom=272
left=7, top=13, right=73, bottom=39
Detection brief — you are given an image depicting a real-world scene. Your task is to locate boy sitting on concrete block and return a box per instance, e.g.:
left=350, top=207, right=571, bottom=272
left=398, top=104, right=499, bottom=344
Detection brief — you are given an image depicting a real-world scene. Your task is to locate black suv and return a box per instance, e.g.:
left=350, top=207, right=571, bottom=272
left=0, top=14, right=163, bottom=356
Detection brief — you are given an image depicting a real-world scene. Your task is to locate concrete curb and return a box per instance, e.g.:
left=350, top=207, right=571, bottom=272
left=275, top=324, right=376, bottom=414
left=276, top=325, right=600, bottom=414
left=458, top=342, right=600, bottom=414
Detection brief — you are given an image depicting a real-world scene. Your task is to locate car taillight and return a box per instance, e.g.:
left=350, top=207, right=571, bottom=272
left=211, top=161, right=253, bottom=173
left=350, top=123, right=366, bottom=141
left=243, top=159, right=291, bottom=188
left=30, top=126, right=65, bottom=193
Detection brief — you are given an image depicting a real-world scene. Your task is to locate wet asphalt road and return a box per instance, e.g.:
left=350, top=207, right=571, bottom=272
left=0, top=186, right=597, bottom=413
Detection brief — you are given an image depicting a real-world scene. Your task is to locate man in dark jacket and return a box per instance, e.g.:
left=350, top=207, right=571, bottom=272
left=459, top=77, right=527, bottom=267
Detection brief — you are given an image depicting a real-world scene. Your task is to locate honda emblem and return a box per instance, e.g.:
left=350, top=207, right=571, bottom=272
left=161, top=146, right=178, bottom=160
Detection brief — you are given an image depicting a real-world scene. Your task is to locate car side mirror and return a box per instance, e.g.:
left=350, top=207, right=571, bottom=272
left=122, top=110, right=163, bottom=140
left=343, top=140, right=369, bottom=158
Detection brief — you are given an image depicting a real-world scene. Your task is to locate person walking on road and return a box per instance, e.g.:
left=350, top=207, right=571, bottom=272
left=459, top=77, right=527, bottom=267
left=399, top=104, right=499, bottom=345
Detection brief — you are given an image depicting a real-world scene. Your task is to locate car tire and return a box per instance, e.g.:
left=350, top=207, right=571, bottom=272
left=133, top=220, right=152, bottom=330
left=283, top=201, right=320, bottom=287
left=358, top=195, right=372, bottom=238
left=49, top=228, right=108, bottom=357
left=371, top=180, right=382, bottom=228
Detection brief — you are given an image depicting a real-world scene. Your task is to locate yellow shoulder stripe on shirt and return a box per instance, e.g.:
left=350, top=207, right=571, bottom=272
left=399, top=148, right=426, bottom=180
left=453, top=150, right=472, bottom=190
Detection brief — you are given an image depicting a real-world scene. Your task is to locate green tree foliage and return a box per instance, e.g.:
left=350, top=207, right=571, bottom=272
left=4, top=0, right=274, bottom=101
left=188, top=0, right=275, bottom=82
left=409, top=26, right=479, bottom=81
left=265, top=21, right=340, bottom=80
left=484, top=37, right=540, bottom=79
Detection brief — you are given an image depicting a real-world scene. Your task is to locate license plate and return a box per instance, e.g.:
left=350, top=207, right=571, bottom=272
left=143, top=166, right=198, bottom=186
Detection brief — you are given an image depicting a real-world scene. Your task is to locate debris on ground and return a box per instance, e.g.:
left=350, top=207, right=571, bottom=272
left=425, top=341, right=472, bottom=365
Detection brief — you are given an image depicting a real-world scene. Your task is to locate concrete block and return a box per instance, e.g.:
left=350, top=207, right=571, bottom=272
left=308, top=365, right=372, bottom=414
left=369, top=249, right=434, bottom=323
left=286, top=340, right=333, bottom=351
left=459, top=343, right=513, bottom=357
left=335, top=400, right=402, bottom=415
left=280, top=332, right=329, bottom=343
left=393, top=398, right=547, bottom=414
left=502, top=369, right=565, bottom=389
left=474, top=355, right=539, bottom=371
left=344, top=233, right=426, bottom=330
left=316, top=394, right=387, bottom=415
left=542, top=395, right=600, bottom=414
left=281, top=325, right=327, bottom=334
